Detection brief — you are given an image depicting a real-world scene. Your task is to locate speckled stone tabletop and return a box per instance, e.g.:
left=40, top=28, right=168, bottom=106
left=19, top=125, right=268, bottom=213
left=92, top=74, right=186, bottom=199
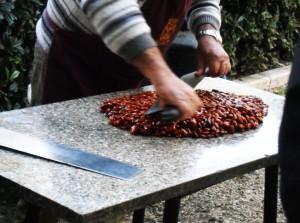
left=0, top=78, right=284, bottom=223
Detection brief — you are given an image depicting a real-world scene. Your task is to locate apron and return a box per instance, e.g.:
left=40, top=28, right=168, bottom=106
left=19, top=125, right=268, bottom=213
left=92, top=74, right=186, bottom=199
left=41, top=0, right=191, bottom=104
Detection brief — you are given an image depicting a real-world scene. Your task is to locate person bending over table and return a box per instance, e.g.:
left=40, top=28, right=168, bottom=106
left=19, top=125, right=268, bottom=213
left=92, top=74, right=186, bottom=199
left=30, top=0, right=231, bottom=120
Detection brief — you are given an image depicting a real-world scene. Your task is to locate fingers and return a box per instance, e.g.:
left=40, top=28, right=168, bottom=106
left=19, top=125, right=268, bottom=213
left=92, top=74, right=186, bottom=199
left=218, top=60, right=227, bottom=75
left=159, top=100, right=166, bottom=108
left=159, top=90, right=203, bottom=120
left=195, top=59, right=205, bottom=77
left=177, top=94, right=203, bottom=120
left=208, top=60, right=221, bottom=77
left=206, top=58, right=231, bottom=77
left=219, top=60, right=231, bottom=75
left=160, top=94, right=202, bottom=120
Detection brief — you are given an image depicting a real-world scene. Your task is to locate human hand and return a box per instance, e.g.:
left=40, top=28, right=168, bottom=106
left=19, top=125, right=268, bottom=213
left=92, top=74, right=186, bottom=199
left=132, top=47, right=202, bottom=119
left=153, top=73, right=203, bottom=120
left=196, top=35, right=231, bottom=77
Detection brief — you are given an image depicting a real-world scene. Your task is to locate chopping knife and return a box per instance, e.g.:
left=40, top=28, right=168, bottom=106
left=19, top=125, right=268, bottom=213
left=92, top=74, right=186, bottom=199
left=145, top=71, right=208, bottom=122
left=0, top=127, right=142, bottom=180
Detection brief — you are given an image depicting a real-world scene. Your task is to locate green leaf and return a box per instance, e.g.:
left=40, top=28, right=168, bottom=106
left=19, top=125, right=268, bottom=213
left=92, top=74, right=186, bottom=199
left=9, top=82, right=18, bottom=93
left=9, top=70, right=20, bottom=81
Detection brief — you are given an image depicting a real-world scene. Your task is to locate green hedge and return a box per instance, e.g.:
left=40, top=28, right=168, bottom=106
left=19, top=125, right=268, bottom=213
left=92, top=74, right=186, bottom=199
left=0, top=0, right=300, bottom=111
left=0, top=0, right=44, bottom=111
left=221, top=0, right=300, bottom=75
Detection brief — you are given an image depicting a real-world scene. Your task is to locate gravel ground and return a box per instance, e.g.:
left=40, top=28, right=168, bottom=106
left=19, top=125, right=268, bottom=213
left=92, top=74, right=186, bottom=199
left=0, top=169, right=286, bottom=223
left=144, top=170, right=286, bottom=223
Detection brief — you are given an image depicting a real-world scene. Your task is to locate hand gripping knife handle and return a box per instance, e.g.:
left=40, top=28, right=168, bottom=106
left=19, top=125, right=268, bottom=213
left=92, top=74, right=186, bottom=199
left=145, top=72, right=208, bottom=122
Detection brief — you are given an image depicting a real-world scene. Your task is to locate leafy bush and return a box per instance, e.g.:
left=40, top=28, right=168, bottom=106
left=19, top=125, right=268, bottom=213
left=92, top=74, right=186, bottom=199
left=0, top=0, right=44, bottom=111
left=221, top=0, right=300, bottom=75
left=0, top=0, right=299, bottom=111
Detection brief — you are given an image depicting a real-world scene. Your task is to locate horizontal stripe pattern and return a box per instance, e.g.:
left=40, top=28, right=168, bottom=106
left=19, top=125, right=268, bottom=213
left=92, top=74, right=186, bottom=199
left=188, top=0, right=221, bottom=33
left=36, top=0, right=221, bottom=61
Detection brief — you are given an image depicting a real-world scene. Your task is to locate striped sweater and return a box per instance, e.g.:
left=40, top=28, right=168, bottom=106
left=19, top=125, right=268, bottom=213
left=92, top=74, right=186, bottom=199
left=37, top=0, right=221, bottom=62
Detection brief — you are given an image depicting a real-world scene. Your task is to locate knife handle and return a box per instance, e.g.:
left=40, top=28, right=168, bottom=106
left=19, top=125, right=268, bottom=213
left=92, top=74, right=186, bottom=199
left=145, top=101, right=180, bottom=122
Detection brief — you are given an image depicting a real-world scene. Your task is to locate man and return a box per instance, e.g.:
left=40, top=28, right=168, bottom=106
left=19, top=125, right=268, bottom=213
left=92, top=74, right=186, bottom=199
left=30, top=0, right=231, bottom=119
left=279, top=42, right=300, bottom=223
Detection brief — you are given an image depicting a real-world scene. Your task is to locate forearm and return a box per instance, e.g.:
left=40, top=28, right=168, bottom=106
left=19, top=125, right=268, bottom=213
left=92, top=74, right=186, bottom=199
left=131, top=47, right=175, bottom=85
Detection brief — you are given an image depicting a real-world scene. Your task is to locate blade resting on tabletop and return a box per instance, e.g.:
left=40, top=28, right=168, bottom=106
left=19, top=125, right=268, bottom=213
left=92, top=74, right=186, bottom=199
left=0, top=127, right=142, bottom=180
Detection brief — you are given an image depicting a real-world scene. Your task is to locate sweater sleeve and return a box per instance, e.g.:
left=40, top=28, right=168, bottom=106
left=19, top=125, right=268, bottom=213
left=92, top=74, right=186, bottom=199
left=80, top=0, right=156, bottom=62
left=187, top=0, right=221, bottom=35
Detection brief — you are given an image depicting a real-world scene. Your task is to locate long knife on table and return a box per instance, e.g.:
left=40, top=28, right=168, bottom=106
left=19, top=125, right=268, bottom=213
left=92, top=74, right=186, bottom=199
left=145, top=71, right=208, bottom=122
left=0, top=127, right=142, bottom=180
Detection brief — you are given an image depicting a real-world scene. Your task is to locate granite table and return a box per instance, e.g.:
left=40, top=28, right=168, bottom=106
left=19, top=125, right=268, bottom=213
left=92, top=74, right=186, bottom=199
left=0, top=77, right=284, bottom=223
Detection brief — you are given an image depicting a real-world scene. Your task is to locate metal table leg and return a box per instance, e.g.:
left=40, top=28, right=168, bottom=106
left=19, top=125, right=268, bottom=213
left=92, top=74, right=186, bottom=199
left=163, top=197, right=181, bottom=223
left=263, top=165, right=278, bottom=223
left=132, top=208, right=145, bottom=223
